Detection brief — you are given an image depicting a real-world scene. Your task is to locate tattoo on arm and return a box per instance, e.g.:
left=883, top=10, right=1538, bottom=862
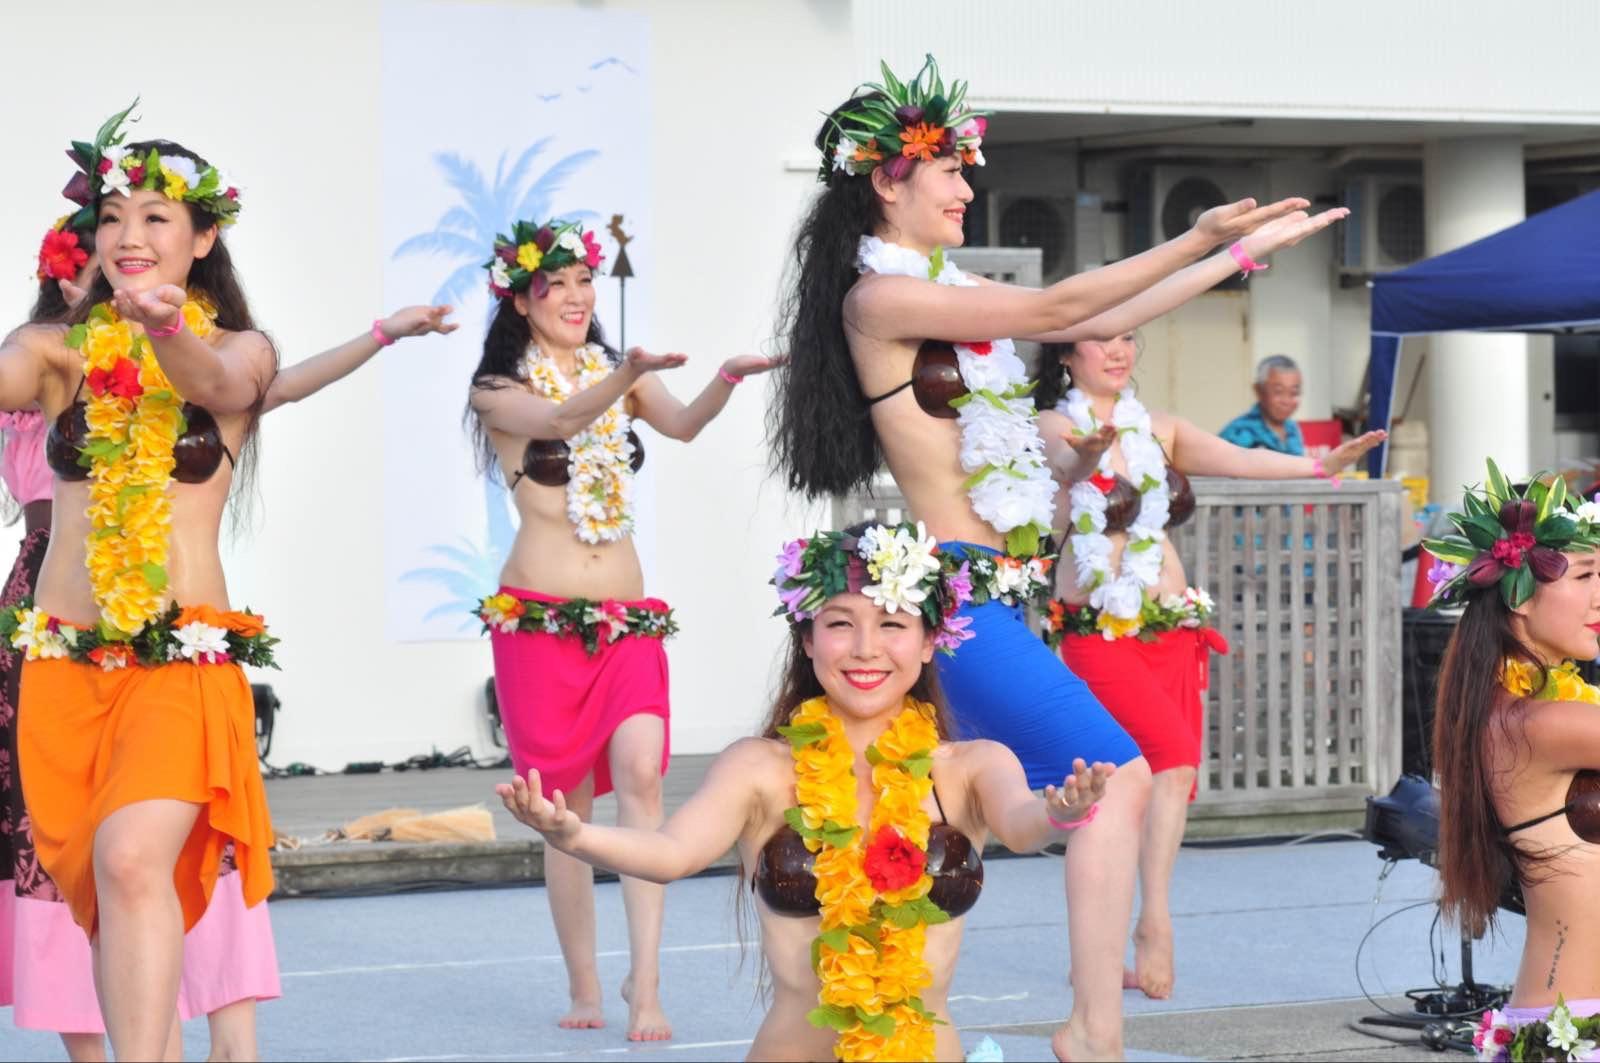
left=1547, top=919, right=1568, bottom=990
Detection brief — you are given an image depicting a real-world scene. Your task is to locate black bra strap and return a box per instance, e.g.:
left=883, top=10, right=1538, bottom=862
left=865, top=379, right=914, bottom=406
left=1503, top=804, right=1573, bottom=835
left=930, top=775, right=948, bottom=825
left=222, top=443, right=236, bottom=469
left=507, top=470, right=524, bottom=492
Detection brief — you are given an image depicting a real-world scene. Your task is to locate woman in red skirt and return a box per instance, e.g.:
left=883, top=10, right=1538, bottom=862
left=467, top=218, right=777, bottom=1041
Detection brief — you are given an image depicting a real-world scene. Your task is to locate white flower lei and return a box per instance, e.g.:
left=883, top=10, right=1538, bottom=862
left=855, top=236, right=1056, bottom=553
left=1057, top=388, right=1170, bottom=620
left=522, top=343, right=636, bottom=544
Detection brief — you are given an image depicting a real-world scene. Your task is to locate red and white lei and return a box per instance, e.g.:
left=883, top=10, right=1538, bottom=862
left=1057, top=388, right=1170, bottom=620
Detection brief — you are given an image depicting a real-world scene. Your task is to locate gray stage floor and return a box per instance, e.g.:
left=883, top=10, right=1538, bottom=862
left=0, top=839, right=1521, bottom=1061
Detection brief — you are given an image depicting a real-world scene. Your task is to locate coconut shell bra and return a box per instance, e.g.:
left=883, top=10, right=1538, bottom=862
left=47, top=379, right=232, bottom=484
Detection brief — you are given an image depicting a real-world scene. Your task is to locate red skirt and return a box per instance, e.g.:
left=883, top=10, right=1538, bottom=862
left=488, top=587, right=670, bottom=798
left=1060, top=627, right=1229, bottom=784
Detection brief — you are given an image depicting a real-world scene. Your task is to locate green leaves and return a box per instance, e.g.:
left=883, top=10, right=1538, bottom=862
left=93, top=98, right=139, bottom=153
left=881, top=895, right=950, bottom=929
left=778, top=721, right=828, bottom=748
left=1006, top=522, right=1041, bottom=558
left=928, top=245, right=945, bottom=280
left=1422, top=537, right=1476, bottom=564
left=856, top=1009, right=897, bottom=1038
left=1485, top=458, right=1512, bottom=509
left=807, top=1003, right=857, bottom=1033
left=141, top=563, right=168, bottom=592
left=64, top=324, right=88, bottom=349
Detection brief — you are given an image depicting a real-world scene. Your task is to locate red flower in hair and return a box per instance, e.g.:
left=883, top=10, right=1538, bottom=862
left=863, top=826, right=926, bottom=892
left=87, top=358, right=143, bottom=401
left=1088, top=472, right=1117, bottom=495
left=1490, top=538, right=1524, bottom=569
left=126, top=164, right=146, bottom=185
left=581, top=230, right=605, bottom=270
left=97, top=158, right=114, bottom=174
left=36, top=228, right=88, bottom=282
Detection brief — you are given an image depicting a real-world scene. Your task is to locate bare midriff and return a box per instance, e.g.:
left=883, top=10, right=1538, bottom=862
left=850, top=331, right=1006, bottom=552
left=32, top=348, right=249, bottom=626
left=489, top=427, right=645, bottom=602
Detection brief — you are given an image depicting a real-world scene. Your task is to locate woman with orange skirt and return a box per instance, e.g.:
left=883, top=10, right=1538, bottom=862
left=0, top=110, right=279, bottom=1059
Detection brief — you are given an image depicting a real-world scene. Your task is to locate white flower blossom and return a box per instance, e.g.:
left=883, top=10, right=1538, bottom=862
left=490, top=260, right=512, bottom=290
left=556, top=229, right=584, bottom=253
left=100, top=165, right=132, bottom=197
left=173, top=621, right=230, bottom=663
left=832, top=136, right=858, bottom=173
left=1575, top=500, right=1600, bottom=528
left=160, top=155, right=201, bottom=190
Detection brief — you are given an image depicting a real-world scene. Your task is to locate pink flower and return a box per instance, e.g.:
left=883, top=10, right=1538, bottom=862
left=581, top=230, right=605, bottom=269
left=776, top=538, right=807, bottom=579
left=945, top=561, right=973, bottom=609
left=933, top=613, right=974, bottom=653
left=97, top=158, right=113, bottom=174
left=224, top=187, right=240, bottom=200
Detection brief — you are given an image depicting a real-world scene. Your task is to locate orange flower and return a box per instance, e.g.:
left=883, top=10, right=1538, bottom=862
left=852, top=137, right=884, bottom=164
left=222, top=611, right=267, bottom=638
left=899, top=123, right=947, bottom=162
left=176, top=604, right=228, bottom=629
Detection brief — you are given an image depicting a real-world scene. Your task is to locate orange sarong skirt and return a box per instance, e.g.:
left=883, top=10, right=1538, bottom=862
left=16, top=656, right=274, bottom=936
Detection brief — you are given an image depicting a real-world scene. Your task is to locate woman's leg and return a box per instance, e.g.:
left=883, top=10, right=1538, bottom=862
left=205, top=998, right=258, bottom=1062
left=1053, top=756, right=1152, bottom=1063
left=59, top=1034, right=107, bottom=1062
left=1132, top=765, right=1196, bottom=1000
left=90, top=798, right=202, bottom=1060
left=606, top=713, right=671, bottom=1042
left=543, top=774, right=602, bottom=1028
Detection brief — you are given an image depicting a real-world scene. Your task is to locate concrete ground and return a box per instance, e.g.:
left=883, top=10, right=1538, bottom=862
left=0, top=839, right=1520, bottom=1061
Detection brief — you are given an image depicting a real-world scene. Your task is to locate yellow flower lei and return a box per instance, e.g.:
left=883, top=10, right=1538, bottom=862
left=781, top=696, right=947, bottom=1062
left=1500, top=657, right=1600, bottom=705
left=68, top=298, right=216, bottom=635
left=522, top=343, right=635, bottom=544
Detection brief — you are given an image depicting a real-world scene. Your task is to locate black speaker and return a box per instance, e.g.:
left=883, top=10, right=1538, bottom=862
left=1400, top=608, right=1457, bottom=777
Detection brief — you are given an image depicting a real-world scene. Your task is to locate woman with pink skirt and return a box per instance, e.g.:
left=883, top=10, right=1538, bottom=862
left=468, top=217, right=777, bottom=1041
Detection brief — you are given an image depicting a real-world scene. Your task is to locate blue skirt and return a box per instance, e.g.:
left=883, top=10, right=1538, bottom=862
left=936, top=542, right=1142, bottom=789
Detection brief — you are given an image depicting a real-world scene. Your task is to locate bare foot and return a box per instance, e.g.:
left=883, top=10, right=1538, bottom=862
left=1133, top=917, right=1175, bottom=1000
left=557, top=986, right=605, bottom=1030
left=1065, top=967, right=1141, bottom=991
left=621, top=974, right=672, bottom=1042
left=1052, top=1017, right=1121, bottom=1062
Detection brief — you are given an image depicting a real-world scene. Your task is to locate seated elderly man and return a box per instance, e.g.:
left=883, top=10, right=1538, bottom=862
left=1220, top=354, right=1305, bottom=455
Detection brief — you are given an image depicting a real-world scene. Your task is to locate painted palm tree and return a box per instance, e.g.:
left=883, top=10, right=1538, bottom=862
left=394, top=138, right=599, bottom=630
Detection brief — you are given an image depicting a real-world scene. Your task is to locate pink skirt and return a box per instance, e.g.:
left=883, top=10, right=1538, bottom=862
left=4, top=871, right=279, bottom=1033
left=489, top=586, right=670, bottom=798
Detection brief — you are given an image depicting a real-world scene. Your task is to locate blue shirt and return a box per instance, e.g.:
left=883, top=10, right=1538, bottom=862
left=1219, top=404, right=1304, bottom=455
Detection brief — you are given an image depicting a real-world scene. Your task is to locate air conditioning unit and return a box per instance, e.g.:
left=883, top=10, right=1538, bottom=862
left=1339, top=176, right=1424, bottom=275
left=1127, top=165, right=1264, bottom=254
left=979, top=192, right=1103, bottom=284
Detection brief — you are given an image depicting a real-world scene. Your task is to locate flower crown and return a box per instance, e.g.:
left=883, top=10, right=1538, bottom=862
left=1423, top=459, right=1600, bottom=608
left=37, top=213, right=91, bottom=283
left=485, top=218, right=605, bottom=300
left=772, top=521, right=975, bottom=655
left=824, top=54, right=988, bottom=182
left=62, top=100, right=240, bottom=229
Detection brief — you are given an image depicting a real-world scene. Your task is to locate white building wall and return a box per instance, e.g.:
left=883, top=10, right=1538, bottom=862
left=857, top=0, right=1600, bottom=123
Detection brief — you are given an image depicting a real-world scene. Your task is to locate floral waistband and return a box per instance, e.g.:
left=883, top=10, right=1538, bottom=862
left=0, top=600, right=278, bottom=669
left=476, top=592, right=678, bottom=656
left=944, top=543, right=1055, bottom=610
left=1042, top=587, right=1215, bottom=647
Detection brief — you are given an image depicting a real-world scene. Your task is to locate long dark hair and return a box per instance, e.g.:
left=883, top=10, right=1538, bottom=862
left=1031, top=341, right=1075, bottom=412
left=1433, top=589, right=1553, bottom=936
left=70, top=138, right=275, bottom=510
left=463, top=293, right=616, bottom=478
left=768, top=97, right=894, bottom=499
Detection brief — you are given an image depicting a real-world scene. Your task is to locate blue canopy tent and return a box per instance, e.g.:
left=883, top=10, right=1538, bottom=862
left=1365, top=189, right=1600, bottom=476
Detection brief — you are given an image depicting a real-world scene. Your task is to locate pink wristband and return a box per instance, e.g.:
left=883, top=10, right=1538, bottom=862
left=1313, top=456, right=1342, bottom=488
left=146, top=317, right=183, bottom=338
left=718, top=368, right=743, bottom=386
left=1229, top=242, right=1267, bottom=275
left=1047, top=802, right=1100, bottom=832
left=372, top=319, right=396, bottom=347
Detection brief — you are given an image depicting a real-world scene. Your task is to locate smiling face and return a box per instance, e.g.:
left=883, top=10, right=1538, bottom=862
left=802, top=592, right=935, bottom=721
left=1513, top=551, right=1600, bottom=663
left=872, top=156, right=973, bottom=254
left=514, top=264, right=594, bottom=351
left=95, top=189, right=215, bottom=294
left=1256, top=368, right=1303, bottom=426
left=1063, top=332, right=1139, bottom=398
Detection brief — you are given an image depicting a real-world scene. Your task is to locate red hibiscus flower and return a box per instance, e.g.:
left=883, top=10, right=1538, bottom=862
left=1509, top=531, right=1535, bottom=552
left=1089, top=472, right=1117, bottom=495
left=965, top=341, right=992, bottom=356
left=36, top=229, right=88, bottom=282
left=126, top=164, right=146, bottom=185
left=1490, top=537, right=1524, bottom=569
left=88, top=358, right=144, bottom=401
left=864, top=826, right=926, bottom=892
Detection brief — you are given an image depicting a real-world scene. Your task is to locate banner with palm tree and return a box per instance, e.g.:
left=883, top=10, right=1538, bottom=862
left=379, top=2, right=653, bottom=640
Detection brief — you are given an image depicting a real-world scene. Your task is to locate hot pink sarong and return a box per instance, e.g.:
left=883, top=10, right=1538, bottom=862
left=488, top=586, right=670, bottom=798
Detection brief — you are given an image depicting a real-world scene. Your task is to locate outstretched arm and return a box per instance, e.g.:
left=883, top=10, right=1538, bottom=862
left=1022, top=206, right=1349, bottom=344
left=629, top=354, right=784, bottom=442
left=968, top=743, right=1112, bottom=854
left=0, top=327, right=53, bottom=412
left=113, top=284, right=273, bottom=414
left=497, top=737, right=773, bottom=882
left=1170, top=415, right=1385, bottom=479
left=848, top=197, right=1310, bottom=345
left=470, top=347, right=684, bottom=440
left=264, top=305, right=456, bottom=413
